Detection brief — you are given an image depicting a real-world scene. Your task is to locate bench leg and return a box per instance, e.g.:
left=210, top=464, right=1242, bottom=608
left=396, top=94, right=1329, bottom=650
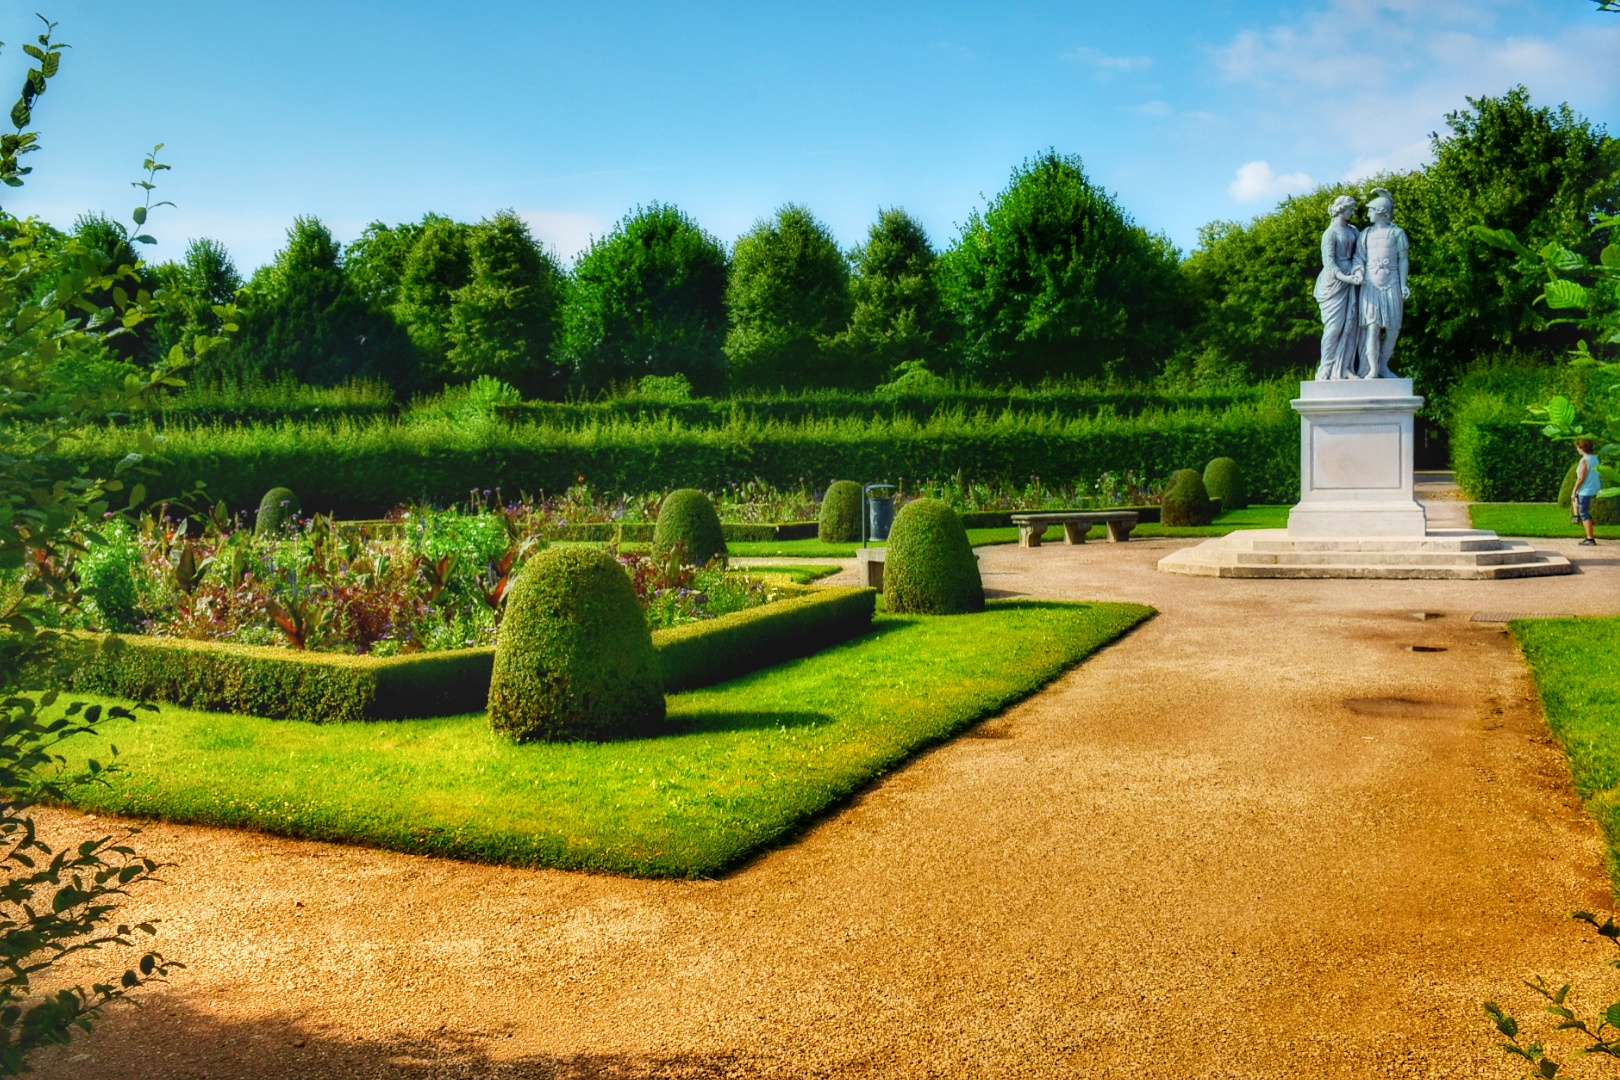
left=1062, top=522, right=1086, bottom=544
left=1019, top=525, right=1041, bottom=548
left=1106, top=521, right=1133, bottom=542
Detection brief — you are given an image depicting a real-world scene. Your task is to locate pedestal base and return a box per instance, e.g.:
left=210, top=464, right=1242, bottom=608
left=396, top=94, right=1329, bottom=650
left=1288, top=377, right=1426, bottom=538
left=1156, top=529, right=1573, bottom=579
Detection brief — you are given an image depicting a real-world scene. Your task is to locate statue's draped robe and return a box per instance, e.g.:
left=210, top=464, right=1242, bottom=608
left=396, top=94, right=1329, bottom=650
left=1314, top=222, right=1360, bottom=380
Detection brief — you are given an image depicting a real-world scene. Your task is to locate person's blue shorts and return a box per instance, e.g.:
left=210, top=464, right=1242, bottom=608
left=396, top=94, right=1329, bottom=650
left=1577, top=494, right=1595, bottom=522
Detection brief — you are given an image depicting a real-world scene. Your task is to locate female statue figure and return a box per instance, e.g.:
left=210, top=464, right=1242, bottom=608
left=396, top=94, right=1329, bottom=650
left=1355, top=187, right=1410, bottom=379
left=1314, top=194, right=1363, bottom=380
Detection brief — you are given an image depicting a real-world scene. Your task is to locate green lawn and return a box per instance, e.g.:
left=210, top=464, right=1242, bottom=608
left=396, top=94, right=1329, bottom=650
left=712, top=505, right=1292, bottom=557
left=1471, top=503, right=1620, bottom=539
left=1514, top=618, right=1620, bottom=885
left=53, top=600, right=1152, bottom=878
left=735, top=563, right=843, bottom=584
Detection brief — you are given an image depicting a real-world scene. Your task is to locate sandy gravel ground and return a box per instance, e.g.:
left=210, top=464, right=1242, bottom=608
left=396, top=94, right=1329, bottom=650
left=31, top=527, right=1620, bottom=1079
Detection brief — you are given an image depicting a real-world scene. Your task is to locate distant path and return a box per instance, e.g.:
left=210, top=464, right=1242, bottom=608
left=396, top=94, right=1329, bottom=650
left=34, top=533, right=1620, bottom=1079
left=1417, top=469, right=1472, bottom=530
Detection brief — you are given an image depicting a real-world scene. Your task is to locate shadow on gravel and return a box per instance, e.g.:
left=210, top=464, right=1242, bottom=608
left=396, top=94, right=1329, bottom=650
left=33, top=998, right=757, bottom=1080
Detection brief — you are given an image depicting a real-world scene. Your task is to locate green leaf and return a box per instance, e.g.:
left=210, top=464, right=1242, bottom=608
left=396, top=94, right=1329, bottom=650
left=1542, top=279, right=1590, bottom=311
left=1471, top=225, right=1533, bottom=257
left=128, top=483, right=145, bottom=509
left=131, top=205, right=146, bottom=226
left=1547, top=396, right=1577, bottom=427
left=1602, top=244, right=1620, bottom=269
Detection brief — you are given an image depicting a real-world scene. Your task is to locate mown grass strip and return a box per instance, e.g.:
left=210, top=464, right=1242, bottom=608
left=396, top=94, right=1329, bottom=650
left=1513, top=617, right=1620, bottom=885
left=1471, top=503, right=1620, bottom=540
left=54, top=600, right=1150, bottom=879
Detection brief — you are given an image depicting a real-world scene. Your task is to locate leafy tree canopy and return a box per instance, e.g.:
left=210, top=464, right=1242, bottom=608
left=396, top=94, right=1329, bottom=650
left=563, top=202, right=729, bottom=395
left=832, top=207, right=950, bottom=389
left=444, top=210, right=566, bottom=398
left=724, top=204, right=851, bottom=392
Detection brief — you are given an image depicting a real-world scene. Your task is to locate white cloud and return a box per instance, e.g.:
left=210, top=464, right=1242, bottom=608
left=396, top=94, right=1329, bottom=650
left=518, top=210, right=604, bottom=264
left=1228, top=161, right=1316, bottom=202
left=1208, top=0, right=1620, bottom=188
left=1065, top=46, right=1152, bottom=75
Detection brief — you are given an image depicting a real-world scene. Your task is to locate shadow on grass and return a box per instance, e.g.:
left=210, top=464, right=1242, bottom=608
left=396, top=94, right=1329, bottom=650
left=31, top=996, right=751, bottom=1079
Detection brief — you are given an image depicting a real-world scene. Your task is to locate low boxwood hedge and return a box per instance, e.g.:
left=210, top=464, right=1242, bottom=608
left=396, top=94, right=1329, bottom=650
left=545, top=521, right=817, bottom=543
left=71, top=586, right=877, bottom=721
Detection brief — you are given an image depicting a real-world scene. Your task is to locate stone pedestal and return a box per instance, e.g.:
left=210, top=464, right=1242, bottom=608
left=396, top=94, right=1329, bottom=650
left=1286, top=378, right=1427, bottom=538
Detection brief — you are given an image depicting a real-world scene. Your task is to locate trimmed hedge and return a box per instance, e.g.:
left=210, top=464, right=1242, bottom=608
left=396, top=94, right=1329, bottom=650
left=1203, top=457, right=1247, bottom=511
left=653, top=489, right=727, bottom=564
left=883, top=499, right=984, bottom=615
left=57, top=396, right=1300, bottom=517
left=71, top=635, right=494, bottom=724
left=657, top=586, right=875, bottom=693
left=544, top=521, right=817, bottom=543
left=69, top=586, right=877, bottom=721
left=819, top=480, right=862, bottom=543
left=255, top=487, right=300, bottom=536
left=488, top=547, right=666, bottom=743
left=1161, top=469, right=1215, bottom=527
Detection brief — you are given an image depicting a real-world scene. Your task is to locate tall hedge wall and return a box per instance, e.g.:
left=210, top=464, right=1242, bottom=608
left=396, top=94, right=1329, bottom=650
left=60, top=401, right=1299, bottom=518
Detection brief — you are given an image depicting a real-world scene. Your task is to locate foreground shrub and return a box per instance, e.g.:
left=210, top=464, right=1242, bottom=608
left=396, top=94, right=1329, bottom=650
left=818, top=480, right=862, bottom=542
left=653, top=488, right=727, bottom=565
left=1161, top=469, right=1215, bottom=526
left=883, top=498, right=984, bottom=615
left=254, top=486, right=300, bottom=536
left=1203, top=457, right=1247, bottom=510
left=487, top=547, right=665, bottom=742
left=658, top=586, right=875, bottom=691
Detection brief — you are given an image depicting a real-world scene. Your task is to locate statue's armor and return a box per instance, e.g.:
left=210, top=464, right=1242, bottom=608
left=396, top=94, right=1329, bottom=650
left=1357, top=223, right=1408, bottom=331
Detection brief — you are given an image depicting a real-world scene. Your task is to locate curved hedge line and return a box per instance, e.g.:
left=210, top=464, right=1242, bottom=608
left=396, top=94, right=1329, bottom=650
left=70, top=586, right=877, bottom=721
left=60, top=401, right=1299, bottom=518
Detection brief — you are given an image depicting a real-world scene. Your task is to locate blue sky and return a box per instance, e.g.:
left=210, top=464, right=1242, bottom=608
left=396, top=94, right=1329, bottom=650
left=5, top=0, right=1616, bottom=273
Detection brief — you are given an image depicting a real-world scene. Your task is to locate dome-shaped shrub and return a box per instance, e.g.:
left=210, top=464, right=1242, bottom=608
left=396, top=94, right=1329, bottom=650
left=1161, top=469, right=1215, bottom=527
left=1203, top=457, right=1247, bottom=511
left=883, top=498, right=984, bottom=615
left=819, top=480, right=862, bottom=543
left=653, top=488, right=726, bottom=565
left=1558, top=461, right=1620, bottom=525
left=487, top=546, right=665, bottom=742
left=254, top=487, right=301, bottom=537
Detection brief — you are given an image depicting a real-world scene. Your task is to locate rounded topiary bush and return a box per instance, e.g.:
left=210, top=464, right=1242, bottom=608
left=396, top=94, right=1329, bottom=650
left=819, top=480, right=863, bottom=543
left=653, top=488, right=727, bottom=565
left=487, top=546, right=665, bottom=743
left=1161, top=469, right=1215, bottom=527
left=254, top=487, right=301, bottom=537
left=1203, top=457, right=1247, bottom=511
left=883, top=498, right=984, bottom=615
left=1558, top=461, right=1620, bottom=524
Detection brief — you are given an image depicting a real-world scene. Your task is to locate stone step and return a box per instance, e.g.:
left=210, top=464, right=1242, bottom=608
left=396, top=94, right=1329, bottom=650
left=1156, top=529, right=1574, bottom=580
left=1168, top=557, right=1573, bottom=580
left=1230, top=547, right=1544, bottom=568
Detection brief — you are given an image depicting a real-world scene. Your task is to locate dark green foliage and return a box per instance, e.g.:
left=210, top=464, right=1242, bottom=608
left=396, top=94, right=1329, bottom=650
left=937, top=151, right=1188, bottom=385
left=657, top=586, right=875, bottom=692
left=71, top=213, right=153, bottom=363
left=392, top=216, right=473, bottom=384
left=653, top=488, right=727, bottom=565
left=883, top=498, right=984, bottom=615
left=1161, top=469, right=1215, bottom=526
left=445, top=211, right=567, bottom=398
left=487, top=547, right=665, bottom=743
left=71, top=635, right=495, bottom=723
left=833, top=208, right=950, bottom=388
left=1202, top=457, right=1247, bottom=511
left=725, top=205, right=851, bottom=391
left=61, top=398, right=1301, bottom=517
left=236, top=216, right=417, bottom=389
left=345, top=217, right=434, bottom=311
left=150, top=238, right=243, bottom=379
left=1448, top=360, right=1616, bottom=500
left=564, top=203, right=729, bottom=396
left=818, top=480, right=862, bottom=543
left=254, top=486, right=300, bottom=536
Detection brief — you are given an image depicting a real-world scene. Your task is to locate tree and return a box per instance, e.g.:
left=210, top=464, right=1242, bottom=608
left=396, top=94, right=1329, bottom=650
left=1400, top=87, right=1619, bottom=402
left=235, top=216, right=416, bottom=388
left=393, top=216, right=473, bottom=386
left=724, top=204, right=851, bottom=391
left=937, top=151, right=1187, bottom=385
left=149, top=238, right=242, bottom=379
left=562, top=203, right=729, bottom=395
left=831, top=207, right=951, bottom=388
left=0, top=16, right=208, bottom=1069
left=345, top=215, right=439, bottom=313
left=444, top=210, right=566, bottom=397
left=69, top=213, right=152, bottom=363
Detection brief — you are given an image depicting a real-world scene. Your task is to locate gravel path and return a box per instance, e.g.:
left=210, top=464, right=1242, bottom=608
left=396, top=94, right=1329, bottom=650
left=32, top=532, right=1620, bottom=1079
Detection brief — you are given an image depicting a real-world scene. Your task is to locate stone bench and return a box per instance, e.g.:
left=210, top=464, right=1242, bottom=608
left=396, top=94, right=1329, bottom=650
left=1010, top=511, right=1139, bottom=548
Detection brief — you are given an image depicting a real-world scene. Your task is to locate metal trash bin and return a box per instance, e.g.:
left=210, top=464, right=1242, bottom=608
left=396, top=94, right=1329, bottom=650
left=862, top=484, right=896, bottom=544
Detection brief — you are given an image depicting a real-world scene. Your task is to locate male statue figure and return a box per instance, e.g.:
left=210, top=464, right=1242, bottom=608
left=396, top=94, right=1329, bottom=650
left=1354, top=187, right=1409, bottom=379
left=1314, top=194, right=1363, bottom=380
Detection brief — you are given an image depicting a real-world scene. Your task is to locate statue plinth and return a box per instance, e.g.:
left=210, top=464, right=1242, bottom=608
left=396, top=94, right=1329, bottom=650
left=1285, top=378, right=1427, bottom=538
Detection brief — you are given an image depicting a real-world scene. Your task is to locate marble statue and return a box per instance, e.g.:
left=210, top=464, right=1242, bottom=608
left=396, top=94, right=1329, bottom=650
left=1314, top=194, right=1363, bottom=380
left=1354, top=187, right=1409, bottom=379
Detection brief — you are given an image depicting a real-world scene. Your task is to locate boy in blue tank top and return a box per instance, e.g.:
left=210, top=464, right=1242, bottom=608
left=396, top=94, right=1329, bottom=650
left=1573, top=437, right=1603, bottom=546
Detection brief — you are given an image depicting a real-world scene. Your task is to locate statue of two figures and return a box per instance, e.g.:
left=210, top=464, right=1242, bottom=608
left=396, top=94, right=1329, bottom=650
left=1315, top=188, right=1410, bottom=380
